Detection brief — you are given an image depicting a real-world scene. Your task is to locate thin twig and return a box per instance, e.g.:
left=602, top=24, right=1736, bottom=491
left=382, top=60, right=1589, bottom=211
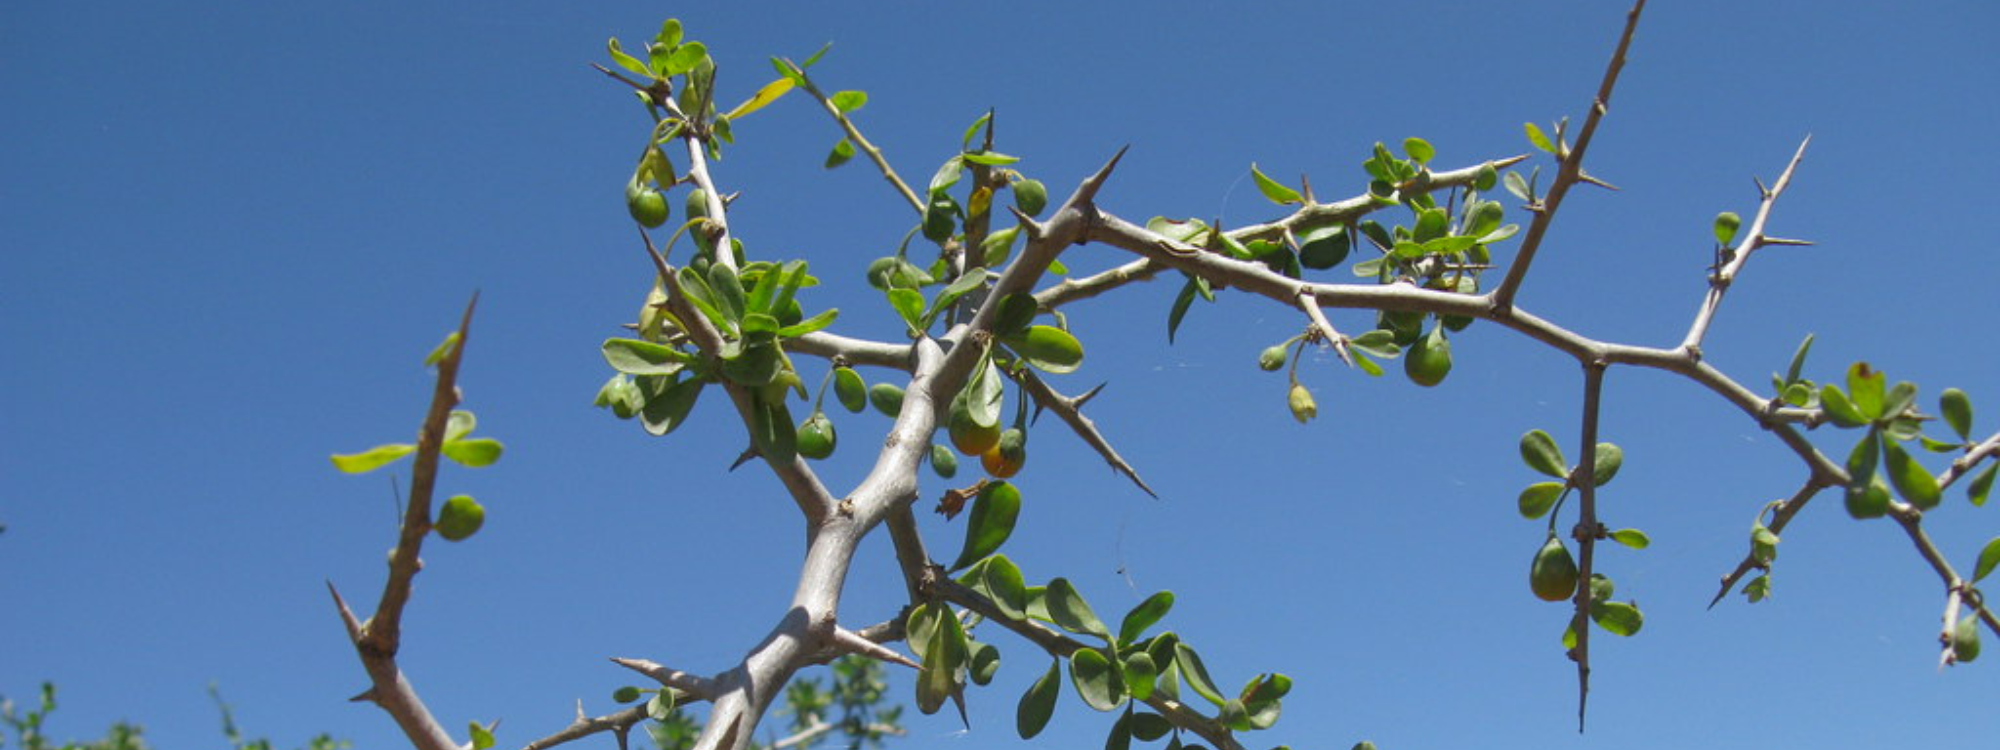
left=1014, top=369, right=1156, bottom=497
left=1490, top=0, right=1648, bottom=312
left=1680, top=136, right=1812, bottom=353
left=1570, top=362, right=1607, bottom=732
left=784, top=60, right=923, bottom=213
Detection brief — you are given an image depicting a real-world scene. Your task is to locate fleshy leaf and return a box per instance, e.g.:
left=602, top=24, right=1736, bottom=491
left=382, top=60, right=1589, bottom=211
left=442, top=438, right=504, bottom=468
left=1173, top=642, right=1225, bottom=707
left=1069, top=648, right=1125, bottom=711
left=1610, top=528, right=1650, bottom=549
left=1003, top=326, right=1084, bottom=374
left=603, top=338, right=695, bottom=375
left=1117, top=591, right=1175, bottom=645
left=1519, top=430, right=1567, bottom=479
left=1590, top=601, right=1644, bottom=636
left=1969, top=462, right=1995, bottom=507
left=1974, top=537, right=2000, bottom=583
left=1045, top=577, right=1110, bottom=640
left=948, top=481, right=1022, bottom=571
left=1940, top=388, right=1973, bottom=440
left=1882, top=438, right=1941, bottom=509
left=1016, top=660, right=1060, bottom=739
left=331, top=444, right=416, bottom=474
left=1591, top=442, right=1623, bottom=486
left=1250, top=163, right=1304, bottom=205
left=1518, top=482, right=1563, bottom=520
left=830, top=90, right=868, bottom=113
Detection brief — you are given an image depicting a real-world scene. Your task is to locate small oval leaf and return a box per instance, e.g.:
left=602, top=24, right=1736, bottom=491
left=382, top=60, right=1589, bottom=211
left=1519, top=430, right=1567, bottom=479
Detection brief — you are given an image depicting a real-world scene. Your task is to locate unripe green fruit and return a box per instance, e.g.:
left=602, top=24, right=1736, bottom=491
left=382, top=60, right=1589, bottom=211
left=930, top=443, right=959, bottom=479
left=1530, top=534, right=1579, bottom=602
left=685, top=188, right=710, bottom=219
left=1012, top=177, right=1048, bottom=216
left=797, top=412, right=836, bottom=460
left=1405, top=330, right=1453, bottom=387
left=1258, top=343, right=1289, bottom=372
left=436, top=495, right=485, bottom=542
left=626, top=185, right=669, bottom=228
left=1845, top=478, right=1890, bottom=519
left=1954, top=615, right=1981, bottom=663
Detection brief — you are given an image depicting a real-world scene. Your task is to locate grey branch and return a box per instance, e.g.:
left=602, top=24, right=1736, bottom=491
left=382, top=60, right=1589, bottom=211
left=1015, top=369, right=1156, bottom=497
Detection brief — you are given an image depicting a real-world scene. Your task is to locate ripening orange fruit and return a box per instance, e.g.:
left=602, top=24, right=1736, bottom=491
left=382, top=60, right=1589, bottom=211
left=981, top=428, right=1027, bottom=478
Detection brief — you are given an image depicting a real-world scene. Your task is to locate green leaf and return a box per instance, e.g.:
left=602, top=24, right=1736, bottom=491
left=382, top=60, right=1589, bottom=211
left=1742, top=574, right=1772, bottom=603
left=888, top=288, right=926, bottom=332
left=961, top=111, right=992, bottom=151
left=1004, top=326, right=1085, bottom=374
left=469, top=722, right=494, bottom=750
left=1068, top=648, right=1125, bottom=711
left=1104, top=708, right=1133, bottom=750
left=1590, top=601, right=1644, bottom=636
left=1518, top=481, right=1563, bottom=519
left=969, top=640, right=1001, bottom=685
left=915, top=604, right=967, bottom=716
left=1974, top=537, right=2000, bottom=583
left=1941, top=388, right=1973, bottom=440
left=776, top=309, right=839, bottom=338
left=1969, top=462, right=1996, bottom=507
left=750, top=393, right=797, bottom=465
left=645, top=690, right=675, bottom=721
left=830, top=89, right=868, bottom=113
left=607, top=38, right=651, bottom=78
left=1173, top=642, right=1225, bottom=708
left=1881, top=381, right=1918, bottom=424
left=1349, top=330, right=1402, bottom=359
left=1045, top=578, right=1110, bottom=640
left=442, top=438, right=504, bottom=468
left=1503, top=170, right=1532, bottom=202
left=1845, top=476, right=1891, bottom=520
left=962, top=150, right=1021, bottom=166
left=1249, top=163, right=1304, bottom=205
left=1883, top=438, right=1941, bottom=509
left=1610, top=528, right=1650, bottom=549
left=1017, top=660, right=1061, bottom=739
left=994, top=293, right=1040, bottom=339
left=1519, top=429, right=1567, bottom=479
left=983, top=554, right=1029, bottom=620
left=1402, top=137, right=1435, bottom=164
left=1713, top=211, right=1742, bottom=246
left=1592, top=442, right=1623, bottom=486
left=1167, top=276, right=1201, bottom=343
left=330, top=444, right=416, bottom=474
left=1117, top=591, right=1175, bottom=645
left=1819, top=384, right=1869, bottom=428
left=965, top=361, right=1005, bottom=428
left=664, top=41, right=708, bottom=77
left=654, top=19, right=683, bottom=49
left=1784, top=333, right=1815, bottom=385
left=1297, top=224, right=1350, bottom=270
left=1846, top=362, right=1886, bottom=421
left=1240, top=673, right=1291, bottom=730
left=1845, top=428, right=1881, bottom=489
left=425, top=331, right=462, bottom=366
left=444, top=409, right=476, bottom=443
left=1524, top=122, right=1555, bottom=153
left=928, top=268, right=990, bottom=321
left=825, top=139, right=856, bottom=169
left=641, top=376, right=704, bottom=436
left=707, top=263, right=746, bottom=324
left=603, top=338, right=695, bottom=375
left=1412, top=207, right=1449, bottom=243
left=949, top=481, right=1022, bottom=571
left=928, top=156, right=965, bottom=196
left=1122, top=652, right=1158, bottom=702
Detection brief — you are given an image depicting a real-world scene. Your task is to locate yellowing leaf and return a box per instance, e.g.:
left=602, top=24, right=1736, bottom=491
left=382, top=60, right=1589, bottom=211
left=330, top=443, right=416, bottom=474
left=723, top=77, right=795, bottom=120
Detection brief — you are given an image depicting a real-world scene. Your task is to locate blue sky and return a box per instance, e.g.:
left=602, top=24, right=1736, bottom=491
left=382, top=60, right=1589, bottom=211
left=3, top=1, right=1997, bottom=749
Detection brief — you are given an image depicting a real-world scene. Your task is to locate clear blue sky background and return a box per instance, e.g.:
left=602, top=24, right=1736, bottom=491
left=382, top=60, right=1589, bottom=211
left=4, top=2, right=1997, bottom=749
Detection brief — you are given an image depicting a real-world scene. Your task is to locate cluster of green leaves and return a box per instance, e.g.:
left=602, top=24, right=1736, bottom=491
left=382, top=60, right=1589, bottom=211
left=627, top=657, right=903, bottom=750
left=328, top=332, right=504, bottom=542
left=1515, top=430, right=1647, bottom=640
left=596, top=258, right=839, bottom=462
left=939, top=555, right=1288, bottom=750
left=1808, top=359, right=1993, bottom=517
left=0, top=684, right=345, bottom=750
left=1176, top=139, right=1520, bottom=419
